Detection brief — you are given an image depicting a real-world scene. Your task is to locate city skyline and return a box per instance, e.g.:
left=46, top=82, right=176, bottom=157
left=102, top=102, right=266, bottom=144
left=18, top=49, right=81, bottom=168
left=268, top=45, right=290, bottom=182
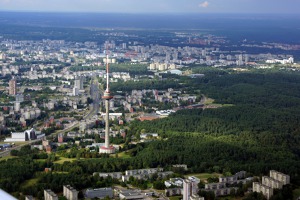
left=0, top=0, right=299, bottom=14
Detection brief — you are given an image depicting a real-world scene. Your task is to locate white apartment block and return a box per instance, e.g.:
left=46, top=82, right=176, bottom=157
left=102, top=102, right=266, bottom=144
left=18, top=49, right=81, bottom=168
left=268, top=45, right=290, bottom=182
left=270, top=170, right=290, bottom=185
left=96, top=172, right=123, bottom=179
left=63, top=185, right=78, bottom=200
left=262, top=176, right=283, bottom=189
left=253, top=182, right=273, bottom=200
left=183, top=179, right=192, bottom=200
left=44, top=189, right=58, bottom=200
left=125, top=168, right=163, bottom=176
left=253, top=170, right=290, bottom=199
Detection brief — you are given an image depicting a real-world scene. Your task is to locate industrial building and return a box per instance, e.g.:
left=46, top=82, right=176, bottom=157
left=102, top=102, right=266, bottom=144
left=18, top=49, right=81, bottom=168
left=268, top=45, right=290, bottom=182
left=85, top=188, right=113, bottom=199
left=4, top=128, right=45, bottom=142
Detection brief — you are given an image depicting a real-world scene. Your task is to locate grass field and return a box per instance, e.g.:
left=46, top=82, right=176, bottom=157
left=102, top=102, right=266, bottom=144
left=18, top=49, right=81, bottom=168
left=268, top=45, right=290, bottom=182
left=21, top=178, right=39, bottom=188
left=116, top=151, right=131, bottom=158
left=184, top=173, right=222, bottom=181
left=0, top=155, right=18, bottom=161
left=34, top=159, right=47, bottom=163
left=54, top=157, right=77, bottom=164
left=0, top=141, right=29, bottom=146
left=204, top=97, right=215, bottom=105
left=169, top=196, right=181, bottom=200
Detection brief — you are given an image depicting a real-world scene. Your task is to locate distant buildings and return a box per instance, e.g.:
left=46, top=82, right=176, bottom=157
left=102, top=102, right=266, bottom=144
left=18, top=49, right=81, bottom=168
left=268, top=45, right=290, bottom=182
left=266, top=57, right=294, bottom=64
left=9, top=77, right=17, bottom=96
left=253, top=170, right=290, bottom=199
left=94, top=167, right=173, bottom=183
left=95, top=172, right=123, bottom=180
left=202, top=171, right=250, bottom=197
left=149, top=63, right=178, bottom=71
left=122, top=168, right=173, bottom=182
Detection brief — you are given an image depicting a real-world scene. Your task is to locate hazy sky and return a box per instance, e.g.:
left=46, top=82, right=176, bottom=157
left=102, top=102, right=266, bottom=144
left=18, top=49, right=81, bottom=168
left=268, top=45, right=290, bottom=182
left=0, top=0, right=299, bottom=14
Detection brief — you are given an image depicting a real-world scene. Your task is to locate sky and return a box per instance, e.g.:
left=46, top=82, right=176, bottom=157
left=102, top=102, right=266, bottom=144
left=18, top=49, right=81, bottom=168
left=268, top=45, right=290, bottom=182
left=0, top=0, right=299, bottom=14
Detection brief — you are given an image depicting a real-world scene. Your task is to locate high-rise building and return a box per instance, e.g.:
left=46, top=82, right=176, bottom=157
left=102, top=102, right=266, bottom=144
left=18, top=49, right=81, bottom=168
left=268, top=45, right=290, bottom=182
left=63, top=185, right=78, bottom=200
left=183, top=179, right=192, bottom=200
left=44, top=189, right=58, bottom=200
left=99, top=55, right=115, bottom=154
left=74, top=76, right=83, bottom=90
left=183, top=177, right=200, bottom=200
left=9, top=77, right=17, bottom=96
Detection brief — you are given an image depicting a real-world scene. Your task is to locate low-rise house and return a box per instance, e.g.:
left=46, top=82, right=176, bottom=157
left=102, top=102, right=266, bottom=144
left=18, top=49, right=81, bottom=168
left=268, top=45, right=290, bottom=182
left=85, top=188, right=113, bottom=199
left=119, top=189, right=145, bottom=200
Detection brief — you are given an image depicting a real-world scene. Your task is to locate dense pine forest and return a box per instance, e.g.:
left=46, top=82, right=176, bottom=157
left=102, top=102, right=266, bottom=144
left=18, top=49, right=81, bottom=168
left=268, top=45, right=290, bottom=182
left=129, top=70, right=300, bottom=182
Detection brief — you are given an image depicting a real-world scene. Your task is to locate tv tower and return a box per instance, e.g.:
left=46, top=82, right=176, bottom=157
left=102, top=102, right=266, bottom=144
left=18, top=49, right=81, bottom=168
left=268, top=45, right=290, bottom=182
left=99, top=55, right=115, bottom=154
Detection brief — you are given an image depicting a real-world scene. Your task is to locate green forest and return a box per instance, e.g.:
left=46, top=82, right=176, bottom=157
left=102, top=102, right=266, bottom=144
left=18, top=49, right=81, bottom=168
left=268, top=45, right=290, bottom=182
left=128, top=71, right=300, bottom=182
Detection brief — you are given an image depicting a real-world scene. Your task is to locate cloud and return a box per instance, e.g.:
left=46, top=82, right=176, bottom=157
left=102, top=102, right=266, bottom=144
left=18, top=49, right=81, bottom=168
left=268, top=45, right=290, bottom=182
left=199, top=1, right=209, bottom=8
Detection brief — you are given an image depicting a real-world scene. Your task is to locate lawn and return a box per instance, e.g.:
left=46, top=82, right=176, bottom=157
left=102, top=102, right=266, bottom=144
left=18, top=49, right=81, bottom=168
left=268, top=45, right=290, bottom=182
left=21, top=178, right=39, bottom=188
left=116, top=151, right=131, bottom=158
left=204, top=97, right=215, bottom=105
left=0, top=155, right=18, bottom=161
left=184, top=173, right=222, bottom=181
left=54, top=157, right=77, bottom=164
left=169, top=196, right=182, bottom=200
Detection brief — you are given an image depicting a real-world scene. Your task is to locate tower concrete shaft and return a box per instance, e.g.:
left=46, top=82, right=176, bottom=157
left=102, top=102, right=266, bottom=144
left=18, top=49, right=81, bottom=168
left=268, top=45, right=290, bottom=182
left=104, top=98, right=110, bottom=148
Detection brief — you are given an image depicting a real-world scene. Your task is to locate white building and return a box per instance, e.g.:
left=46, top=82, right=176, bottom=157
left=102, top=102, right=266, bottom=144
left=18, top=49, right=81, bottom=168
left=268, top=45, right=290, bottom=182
left=4, top=128, right=45, bottom=142
left=183, top=179, right=192, bottom=200
left=63, top=185, right=78, bottom=200
left=44, top=189, right=58, bottom=200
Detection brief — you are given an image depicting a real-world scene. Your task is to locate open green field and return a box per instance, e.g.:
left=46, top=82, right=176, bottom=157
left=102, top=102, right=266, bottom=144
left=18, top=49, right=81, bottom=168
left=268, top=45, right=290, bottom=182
left=21, top=178, right=39, bottom=188
left=34, top=159, right=47, bottom=163
left=0, top=141, right=29, bottom=145
left=54, top=157, right=77, bottom=164
left=116, top=151, right=131, bottom=158
left=204, top=97, right=215, bottom=105
left=169, top=196, right=181, bottom=200
left=0, top=155, right=18, bottom=161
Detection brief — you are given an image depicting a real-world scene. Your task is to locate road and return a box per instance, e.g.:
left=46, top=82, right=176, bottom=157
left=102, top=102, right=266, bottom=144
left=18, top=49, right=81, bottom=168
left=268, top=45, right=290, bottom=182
left=0, top=138, right=43, bottom=157
left=0, top=79, right=101, bottom=158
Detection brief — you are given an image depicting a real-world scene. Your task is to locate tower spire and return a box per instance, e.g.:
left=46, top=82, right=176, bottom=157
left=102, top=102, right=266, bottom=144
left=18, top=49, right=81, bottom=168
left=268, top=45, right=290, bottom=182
left=106, top=54, right=110, bottom=93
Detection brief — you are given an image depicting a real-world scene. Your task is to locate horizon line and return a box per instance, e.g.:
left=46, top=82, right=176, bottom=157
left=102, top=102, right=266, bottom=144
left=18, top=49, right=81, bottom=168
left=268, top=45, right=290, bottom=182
left=0, top=10, right=300, bottom=16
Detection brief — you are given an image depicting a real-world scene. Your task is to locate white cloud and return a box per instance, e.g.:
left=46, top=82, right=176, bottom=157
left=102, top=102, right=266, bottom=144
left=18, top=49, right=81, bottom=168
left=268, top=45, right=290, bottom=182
left=199, top=1, right=209, bottom=8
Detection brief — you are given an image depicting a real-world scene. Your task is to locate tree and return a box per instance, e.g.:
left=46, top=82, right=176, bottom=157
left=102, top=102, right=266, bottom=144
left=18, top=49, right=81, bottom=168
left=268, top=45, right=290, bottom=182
left=153, top=181, right=165, bottom=190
